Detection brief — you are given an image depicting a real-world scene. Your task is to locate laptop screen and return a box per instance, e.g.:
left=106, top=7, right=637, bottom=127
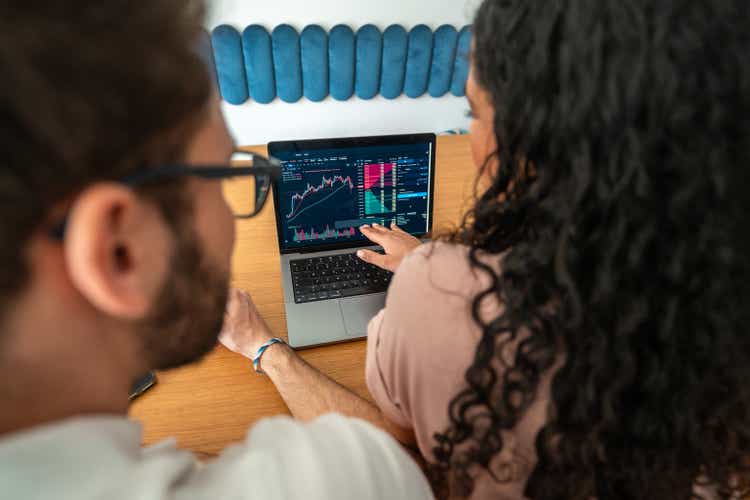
left=269, top=134, right=435, bottom=253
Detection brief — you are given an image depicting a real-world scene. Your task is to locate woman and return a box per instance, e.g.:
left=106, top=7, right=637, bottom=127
left=220, top=0, right=750, bottom=498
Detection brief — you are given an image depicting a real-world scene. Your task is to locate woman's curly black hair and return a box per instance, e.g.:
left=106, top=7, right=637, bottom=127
left=430, top=0, right=750, bottom=498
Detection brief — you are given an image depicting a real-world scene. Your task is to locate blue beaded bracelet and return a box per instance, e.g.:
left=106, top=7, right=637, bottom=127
left=252, top=338, right=286, bottom=374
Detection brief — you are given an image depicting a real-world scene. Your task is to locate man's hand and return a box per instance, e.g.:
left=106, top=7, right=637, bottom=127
left=357, top=223, right=422, bottom=272
left=219, top=291, right=418, bottom=450
left=219, top=288, right=275, bottom=359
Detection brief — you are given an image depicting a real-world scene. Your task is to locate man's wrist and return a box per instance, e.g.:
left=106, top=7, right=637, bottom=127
left=255, top=341, right=293, bottom=377
left=238, top=332, right=274, bottom=359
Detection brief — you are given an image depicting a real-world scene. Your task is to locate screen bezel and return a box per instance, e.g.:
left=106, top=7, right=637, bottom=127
left=269, top=133, right=437, bottom=254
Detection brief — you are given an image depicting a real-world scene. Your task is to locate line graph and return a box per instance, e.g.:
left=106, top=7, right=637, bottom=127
left=286, top=175, right=355, bottom=222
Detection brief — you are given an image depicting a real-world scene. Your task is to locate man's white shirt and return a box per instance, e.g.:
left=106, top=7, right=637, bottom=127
left=0, top=413, right=433, bottom=499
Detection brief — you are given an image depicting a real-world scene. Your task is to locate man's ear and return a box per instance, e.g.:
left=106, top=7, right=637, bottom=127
left=64, top=183, right=172, bottom=319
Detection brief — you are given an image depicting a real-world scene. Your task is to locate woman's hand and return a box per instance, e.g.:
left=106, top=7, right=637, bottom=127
left=219, top=288, right=275, bottom=359
left=357, top=223, right=422, bottom=272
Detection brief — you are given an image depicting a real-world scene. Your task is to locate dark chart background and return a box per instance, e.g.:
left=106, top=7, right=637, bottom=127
left=275, top=143, right=432, bottom=250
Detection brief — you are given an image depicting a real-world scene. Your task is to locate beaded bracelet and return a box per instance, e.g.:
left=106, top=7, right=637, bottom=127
left=252, top=337, right=286, bottom=374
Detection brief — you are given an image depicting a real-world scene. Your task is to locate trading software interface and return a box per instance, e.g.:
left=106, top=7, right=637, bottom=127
left=274, top=142, right=432, bottom=250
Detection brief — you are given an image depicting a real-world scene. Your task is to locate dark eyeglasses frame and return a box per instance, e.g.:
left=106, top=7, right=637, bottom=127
left=50, top=152, right=282, bottom=240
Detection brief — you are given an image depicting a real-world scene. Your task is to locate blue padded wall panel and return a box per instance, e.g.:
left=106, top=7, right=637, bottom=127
left=242, top=25, right=276, bottom=104
left=380, top=25, right=408, bottom=100
left=428, top=25, right=458, bottom=97
left=272, top=24, right=303, bottom=103
left=450, top=26, right=472, bottom=97
left=211, top=25, right=248, bottom=105
left=300, top=25, right=329, bottom=102
left=404, top=25, right=433, bottom=98
left=329, top=25, right=355, bottom=101
left=211, top=23, right=468, bottom=104
left=355, top=25, right=382, bottom=100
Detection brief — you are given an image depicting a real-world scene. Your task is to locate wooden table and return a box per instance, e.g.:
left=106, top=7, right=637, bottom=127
left=129, top=135, right=475, bottom=457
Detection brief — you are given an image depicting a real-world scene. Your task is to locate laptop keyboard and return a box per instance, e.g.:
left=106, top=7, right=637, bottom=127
left=290, top=252, right=394, bottom=303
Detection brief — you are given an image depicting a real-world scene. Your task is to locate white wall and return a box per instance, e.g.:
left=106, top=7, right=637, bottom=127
left=206, top=0, right=481, bottom=146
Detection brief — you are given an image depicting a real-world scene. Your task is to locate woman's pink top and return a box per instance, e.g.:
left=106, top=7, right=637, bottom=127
left=365, top=241, right=722, bottom=499
left=365, top=242, right=556, bottom=499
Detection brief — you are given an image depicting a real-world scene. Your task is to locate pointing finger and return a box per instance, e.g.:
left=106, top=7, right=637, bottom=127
left=360, top=225, right=388, bottom=245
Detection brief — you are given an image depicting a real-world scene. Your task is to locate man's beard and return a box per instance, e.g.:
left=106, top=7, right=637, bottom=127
left=136, top=219, right=230, bottom=371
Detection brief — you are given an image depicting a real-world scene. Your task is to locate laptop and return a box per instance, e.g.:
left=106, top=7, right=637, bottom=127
left=268, top=133, right=436, bottom=348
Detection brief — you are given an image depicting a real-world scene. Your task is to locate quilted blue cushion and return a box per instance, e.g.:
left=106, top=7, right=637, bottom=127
left=380, top=25, right=408, bottom=100
left=450, top=26, right=472, bottom=97
left=404, top=25, right=433, bottom=98
left=329, top=25, right=355, bottom=101
left=272, top=24, right=303, bottom=103
left=211, top=25, right=248, bottom=105
left=428, top=25, right=458, bottom=97
left=300, top=25, right=329, bottom=102
left=242, top=25, right=276, bottom=104
left=355, top=25, right=382, bottom=100
left=210, top=23, right=469, bottom=104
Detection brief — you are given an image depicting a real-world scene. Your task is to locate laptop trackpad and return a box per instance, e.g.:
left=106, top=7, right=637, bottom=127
left=339, top=294, right=386, bottom=337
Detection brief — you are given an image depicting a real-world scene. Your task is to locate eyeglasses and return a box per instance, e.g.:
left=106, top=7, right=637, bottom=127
left=50, top=150, right=281, bottom=239
left=122, top=150, right=281, bottom=218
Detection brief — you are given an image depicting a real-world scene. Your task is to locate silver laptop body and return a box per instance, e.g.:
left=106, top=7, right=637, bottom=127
left=269, top=133, right=436, bottom=348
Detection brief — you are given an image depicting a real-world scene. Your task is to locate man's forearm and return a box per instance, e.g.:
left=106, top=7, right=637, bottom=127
left=260, top=343, right=416, bottom=446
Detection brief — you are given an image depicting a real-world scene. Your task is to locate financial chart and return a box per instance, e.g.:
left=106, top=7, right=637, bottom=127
left=274, top=143, right=432, bottom=250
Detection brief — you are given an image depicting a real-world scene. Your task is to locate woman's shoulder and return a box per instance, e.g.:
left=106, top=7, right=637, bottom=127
left=392, top=241, right=502, bottom=301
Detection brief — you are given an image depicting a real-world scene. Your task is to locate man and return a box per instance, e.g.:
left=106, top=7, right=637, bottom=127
left=0, top=2, right=432, bottom=499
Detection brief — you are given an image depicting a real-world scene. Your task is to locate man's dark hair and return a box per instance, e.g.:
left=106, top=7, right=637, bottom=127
left=0, top=1, right=211, bottom=312
left=431, top=0, right=750, bottom=498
